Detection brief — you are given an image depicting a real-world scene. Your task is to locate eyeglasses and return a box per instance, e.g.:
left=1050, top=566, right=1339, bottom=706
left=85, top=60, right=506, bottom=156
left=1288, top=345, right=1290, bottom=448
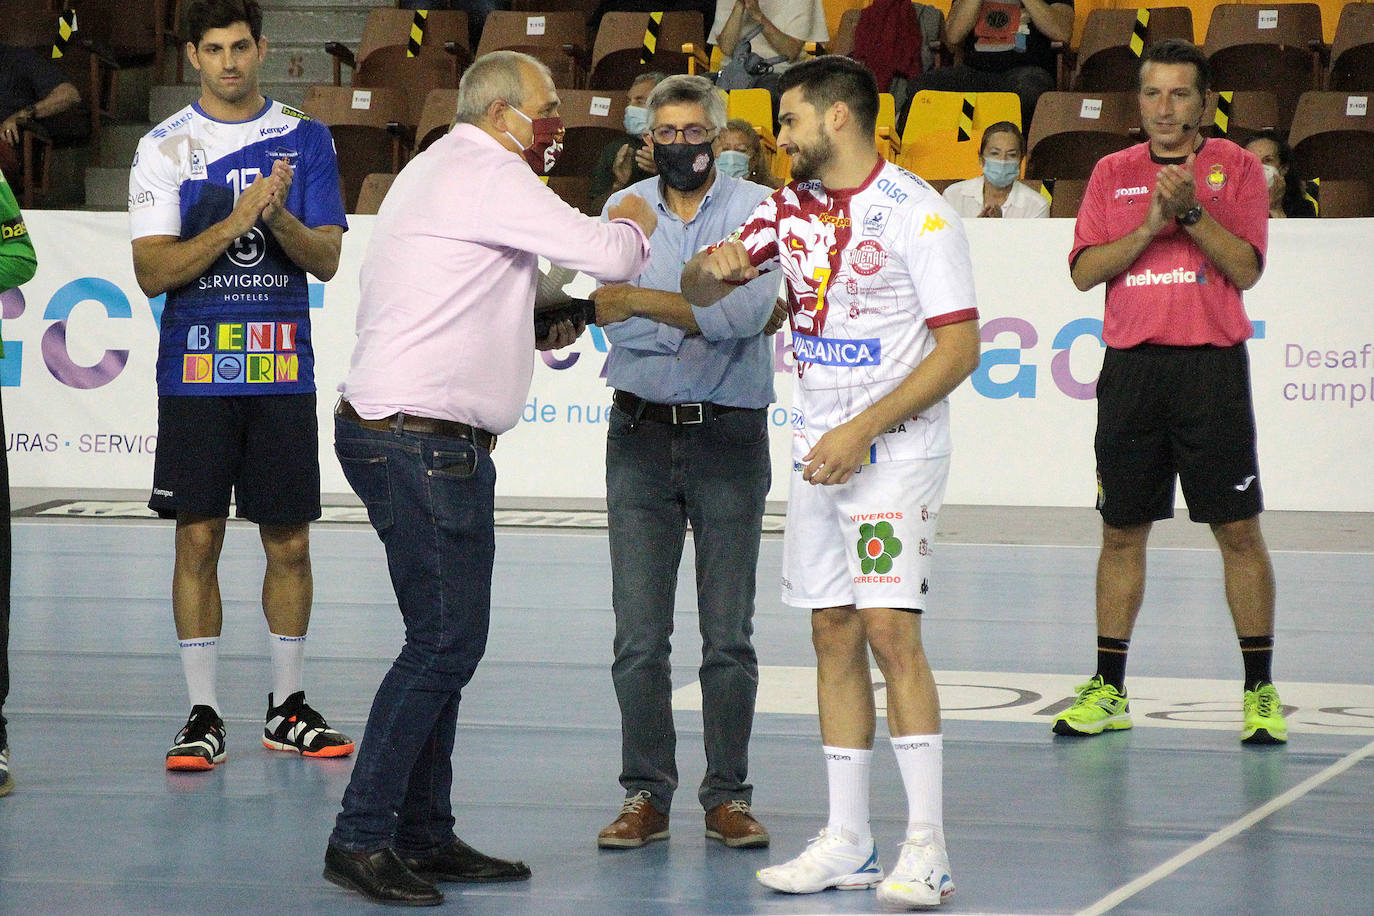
left=650, top=125, right=715, bottom=145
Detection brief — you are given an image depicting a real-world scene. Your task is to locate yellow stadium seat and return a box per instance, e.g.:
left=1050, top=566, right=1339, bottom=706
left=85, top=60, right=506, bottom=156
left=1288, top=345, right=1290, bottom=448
left=897, top=90, right=1021, bottom=180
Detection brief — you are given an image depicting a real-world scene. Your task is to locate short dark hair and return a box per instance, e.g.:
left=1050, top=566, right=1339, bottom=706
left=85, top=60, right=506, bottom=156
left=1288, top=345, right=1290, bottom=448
left=1139, top=38, right=1210, bottom=95
left=186, top=0, right=263, bottom=47
left=979, top=120, right=1023, bottom=156
left=778, top=55, right=878, bottom=138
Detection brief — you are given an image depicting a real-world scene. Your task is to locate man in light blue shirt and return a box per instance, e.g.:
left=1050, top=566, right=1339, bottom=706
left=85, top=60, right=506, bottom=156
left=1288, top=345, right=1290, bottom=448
left=591, top=73, right=782, bottom=852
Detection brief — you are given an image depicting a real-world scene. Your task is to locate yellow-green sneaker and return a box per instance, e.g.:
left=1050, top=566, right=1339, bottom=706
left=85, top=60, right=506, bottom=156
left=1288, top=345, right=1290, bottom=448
left=1052, top=676, right=1132, bottom=736
left=1242, top=683, right=1288, bottom=745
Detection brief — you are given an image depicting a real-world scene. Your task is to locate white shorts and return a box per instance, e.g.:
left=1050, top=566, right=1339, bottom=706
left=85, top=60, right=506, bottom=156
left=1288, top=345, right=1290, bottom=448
left=781, top=457, right=949, bottom=611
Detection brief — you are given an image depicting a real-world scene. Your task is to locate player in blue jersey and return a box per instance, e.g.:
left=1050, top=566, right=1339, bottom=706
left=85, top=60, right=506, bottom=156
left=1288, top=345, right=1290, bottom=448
left=129, top=0, right=352, bottom=772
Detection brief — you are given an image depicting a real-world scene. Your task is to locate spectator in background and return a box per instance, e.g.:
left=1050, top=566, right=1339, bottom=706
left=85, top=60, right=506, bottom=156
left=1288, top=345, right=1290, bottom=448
left=908, top=0, right=1072, bottom=131
left=942, top=121, right=1047, bottom=218
left=589, top=72, right=666, bottom=216
left=711, top=0, right=828, bottom=96
left=715, top=117, right=779, bottom=187
left=1245, top=130, right=1316, bottom=219
left=0, top=41, right=82, bottom=188
left=0, top=167, right=37, bottom=798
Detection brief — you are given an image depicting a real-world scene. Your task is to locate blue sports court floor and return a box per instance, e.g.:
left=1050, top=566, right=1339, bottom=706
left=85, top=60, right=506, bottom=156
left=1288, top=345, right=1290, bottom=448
left=0, top=499, right=1370, bottom=914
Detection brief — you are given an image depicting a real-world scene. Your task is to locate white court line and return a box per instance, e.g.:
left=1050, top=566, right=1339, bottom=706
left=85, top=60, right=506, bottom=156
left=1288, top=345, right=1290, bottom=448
left=1075, top=737, right=1374, bottom=916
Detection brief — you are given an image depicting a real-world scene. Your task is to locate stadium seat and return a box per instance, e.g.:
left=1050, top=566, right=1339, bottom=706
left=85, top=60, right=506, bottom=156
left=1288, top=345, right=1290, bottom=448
left=824, top=0, right=870, bottom=41
left=1327, top=3, right=1374, bottom=91
left=876, top=92, right=899, bottom=161
left=726, top=88, right=787, bottom=180
left=546, top=175, right=595, bottom=215
left=898, top=90, right=1021, bottom=180
left=324, top=9, right=469, bottom=125
left=1025, top=91, right=1139, bottom=180
left=1288, top=90, right=1374, bottom=181
left=1071, top=7, right=1195, bottom=91
left=1308, top=178, right=1374, bottom=217
left=413, top=88, right=459, bottom=153
left=586, top=11, right=704, bottom=90
left=546, top=88, right=630, bottom=181
left=1204, top=2, right=1324, bottom=127
left=302, top=85, right=411, bottom=213
left=354, top=172, right=397, bottom=215
left=1039, top=177, right=1089, bottom=217
left=474, top=11, right=591, bottom=88
left=1201, top=89, right=1279, bottom=145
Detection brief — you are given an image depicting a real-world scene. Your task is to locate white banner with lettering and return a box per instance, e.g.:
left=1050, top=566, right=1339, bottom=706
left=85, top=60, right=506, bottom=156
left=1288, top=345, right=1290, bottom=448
left=4, top=212, right=1370, bottom=510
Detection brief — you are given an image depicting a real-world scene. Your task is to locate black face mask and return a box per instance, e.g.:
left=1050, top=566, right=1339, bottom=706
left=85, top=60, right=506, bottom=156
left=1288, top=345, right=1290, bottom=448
left=653, top=141, right=714, bottom=192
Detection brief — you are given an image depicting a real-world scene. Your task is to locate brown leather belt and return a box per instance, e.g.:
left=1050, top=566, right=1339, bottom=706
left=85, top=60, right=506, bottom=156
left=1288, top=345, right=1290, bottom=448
left=612, top=390, right=754, bottom=425
left=337, top=399, right=497, bottom=451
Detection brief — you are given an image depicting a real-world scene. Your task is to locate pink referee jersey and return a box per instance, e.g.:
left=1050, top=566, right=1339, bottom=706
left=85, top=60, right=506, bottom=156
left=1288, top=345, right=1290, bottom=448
left=341, top=123, right=650, bottom=435
left=1071, top=138, right=1268, bottom=349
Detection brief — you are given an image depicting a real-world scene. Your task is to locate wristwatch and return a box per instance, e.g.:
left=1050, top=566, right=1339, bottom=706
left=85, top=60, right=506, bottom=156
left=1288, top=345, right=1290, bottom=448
left=1176, top=205, right=1203, bottom=226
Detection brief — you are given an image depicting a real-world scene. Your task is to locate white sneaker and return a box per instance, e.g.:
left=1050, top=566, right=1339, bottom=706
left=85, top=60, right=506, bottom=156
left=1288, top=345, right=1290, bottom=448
left=876, top=836, right=955, bottom=908
left=756, top=827, right=883, bottom=894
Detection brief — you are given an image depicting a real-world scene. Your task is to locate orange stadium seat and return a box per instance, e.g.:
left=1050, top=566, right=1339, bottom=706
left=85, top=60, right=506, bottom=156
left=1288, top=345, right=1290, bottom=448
left=302, top=85, right=411, bottom=213
left=586, top=11, right=704, bottom=89
left=1327, top=3, right=1374, bottom=90
left=474, top=11, right=590, bottom=88
left=1025, top=91, right=1139, bottom=179
left=897, top=90, right=1021, bottom=180
left=1204, top=2, right=1324, bottom=127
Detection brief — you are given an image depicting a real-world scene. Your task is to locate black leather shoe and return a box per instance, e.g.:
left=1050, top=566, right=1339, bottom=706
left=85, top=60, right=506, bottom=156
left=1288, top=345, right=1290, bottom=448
left=400, top=837, right=532, bottom=883
left=323, top=844, right=443, bottom=906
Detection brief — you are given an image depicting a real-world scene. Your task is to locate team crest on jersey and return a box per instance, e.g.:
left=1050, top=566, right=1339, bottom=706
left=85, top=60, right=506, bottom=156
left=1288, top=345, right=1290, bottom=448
left=849, top=239, right=886, bottom=276
left=268, top=146, right=301, bottom=165
left=862, top=205, right=891, bottom=236
left=1206, top=164, right=1226, bottom=190
left=189, top=148, right=208, bottom=180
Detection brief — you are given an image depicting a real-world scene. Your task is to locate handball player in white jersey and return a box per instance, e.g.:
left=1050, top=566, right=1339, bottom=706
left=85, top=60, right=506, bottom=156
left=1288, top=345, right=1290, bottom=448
left=683, top=55, right=980, bottom=909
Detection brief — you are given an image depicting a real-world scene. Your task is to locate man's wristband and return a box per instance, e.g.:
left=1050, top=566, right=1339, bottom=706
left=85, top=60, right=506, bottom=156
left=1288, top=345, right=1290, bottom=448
left=1176, top=205, right=1203, bottom=226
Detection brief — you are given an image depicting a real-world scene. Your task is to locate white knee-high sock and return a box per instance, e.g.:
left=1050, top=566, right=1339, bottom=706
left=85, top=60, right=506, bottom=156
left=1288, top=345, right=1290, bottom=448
left=179, top=636, right=220, bottom=714
left=891, top=733, right=944, bottom=843
left=269, top=632, right=306, bottom=704
left=823, top=745, right=873, bottom=845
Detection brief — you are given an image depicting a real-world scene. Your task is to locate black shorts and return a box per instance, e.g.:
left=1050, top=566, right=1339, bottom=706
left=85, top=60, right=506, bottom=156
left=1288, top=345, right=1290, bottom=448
left=150, top=393, right=321, bottom=525
left=1094, top=344, right=1262, bottom=528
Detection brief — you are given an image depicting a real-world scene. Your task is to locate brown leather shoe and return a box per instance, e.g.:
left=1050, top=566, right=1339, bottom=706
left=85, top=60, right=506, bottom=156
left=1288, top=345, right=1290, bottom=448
left=597, top=790, right=669, bottom=849
left=704, top=800, right=770, bottom=848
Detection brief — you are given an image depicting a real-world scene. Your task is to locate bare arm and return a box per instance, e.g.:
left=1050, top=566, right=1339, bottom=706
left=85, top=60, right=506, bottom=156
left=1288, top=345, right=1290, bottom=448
left=682, top=241, right=759, bottom=307
left=714, top=0, right=749, bottom=56
left=260, top=159, right=343, bottom=281
left=1019, top=0, right=1073, bottom=44
left=131, top=169, right=284, bottom=296
left=944, top=0, right=985, bottom=45
left=744, top=0, right=806, bottom=60
left=801, top=319, right=982, bottom=485
left=1155, top=156, right=1262, bottom=289
left=593, top=284, right=702, bottom=333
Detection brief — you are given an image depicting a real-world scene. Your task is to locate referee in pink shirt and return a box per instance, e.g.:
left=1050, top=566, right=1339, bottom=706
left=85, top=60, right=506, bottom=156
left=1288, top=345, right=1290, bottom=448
left=324, top=51, right=656, bottom=906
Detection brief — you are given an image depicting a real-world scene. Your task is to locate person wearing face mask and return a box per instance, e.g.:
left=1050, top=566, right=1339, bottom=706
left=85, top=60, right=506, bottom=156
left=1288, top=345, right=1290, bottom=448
left=324, top=50, right=657, bottom=906
left=715, top=118, right=781, bottom=188
left=589, top=72, right=666, bottom=215
left=1244, top=130, right=1316, bottom=219
left=941, top=121, right=1047, bottom=219
left=590, top=73, right=784, bottom=853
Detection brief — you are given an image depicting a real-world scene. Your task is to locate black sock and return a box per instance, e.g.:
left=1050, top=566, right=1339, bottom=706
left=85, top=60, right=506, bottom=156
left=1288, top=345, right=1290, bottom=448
left=1239, top=635, right=1274, bottom=692
left=1096, top=636, right=1130, bottom=692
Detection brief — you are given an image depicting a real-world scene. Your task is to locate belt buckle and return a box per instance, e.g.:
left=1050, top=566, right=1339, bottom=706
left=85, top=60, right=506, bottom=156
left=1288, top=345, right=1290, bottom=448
left=674, top=403, right=704, bottom=425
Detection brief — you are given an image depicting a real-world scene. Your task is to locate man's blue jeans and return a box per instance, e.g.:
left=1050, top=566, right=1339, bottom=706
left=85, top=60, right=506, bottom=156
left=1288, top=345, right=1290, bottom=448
left=605, top=403, right=770, bottom=814
left=329, top=413, right=495, bottom=854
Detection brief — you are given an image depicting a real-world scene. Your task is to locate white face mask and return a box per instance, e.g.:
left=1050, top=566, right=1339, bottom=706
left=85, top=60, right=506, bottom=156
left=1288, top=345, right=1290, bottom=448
left=1262, top=163, right=1281, bottom=190
left=716, top=149, right=750, bottom=179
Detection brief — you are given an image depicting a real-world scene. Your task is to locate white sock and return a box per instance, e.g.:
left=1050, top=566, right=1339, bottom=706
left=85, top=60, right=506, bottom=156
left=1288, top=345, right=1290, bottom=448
left=823, top=745, right=873, bottom=845
left=178, top=636, right=220, bottom=714
left=891, top=733, right=945, bottom=844
left=269, top=632, right=306, bottom=705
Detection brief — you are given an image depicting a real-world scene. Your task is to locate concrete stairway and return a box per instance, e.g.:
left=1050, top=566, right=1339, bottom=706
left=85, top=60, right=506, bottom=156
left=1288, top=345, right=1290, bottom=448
left=83, top=0, right=386, bottom=210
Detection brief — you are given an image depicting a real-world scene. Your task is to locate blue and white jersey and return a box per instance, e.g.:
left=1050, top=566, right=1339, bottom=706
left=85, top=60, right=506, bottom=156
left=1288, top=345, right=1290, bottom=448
left=129, top=98, right=347, bottom=397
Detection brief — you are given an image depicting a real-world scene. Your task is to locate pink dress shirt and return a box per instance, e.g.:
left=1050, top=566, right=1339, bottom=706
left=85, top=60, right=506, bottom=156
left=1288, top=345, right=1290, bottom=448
left=341, top=123, right=650, bottom=434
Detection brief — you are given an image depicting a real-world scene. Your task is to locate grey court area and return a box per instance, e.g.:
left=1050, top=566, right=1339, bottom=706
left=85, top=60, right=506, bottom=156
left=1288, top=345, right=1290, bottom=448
left=1, top=494, right=1371, bottom=915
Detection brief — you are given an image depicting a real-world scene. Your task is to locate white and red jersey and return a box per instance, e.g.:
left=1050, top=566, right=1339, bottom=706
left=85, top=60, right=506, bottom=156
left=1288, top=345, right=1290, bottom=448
left=731, top=158, right=978, bottom=462
left=1071, top=138, right=1268, bottom=348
